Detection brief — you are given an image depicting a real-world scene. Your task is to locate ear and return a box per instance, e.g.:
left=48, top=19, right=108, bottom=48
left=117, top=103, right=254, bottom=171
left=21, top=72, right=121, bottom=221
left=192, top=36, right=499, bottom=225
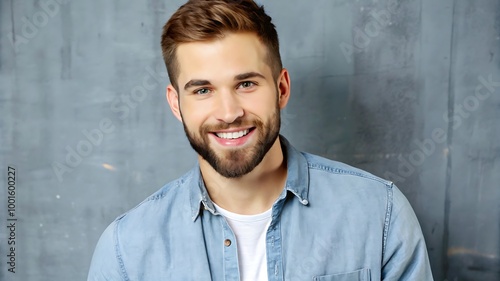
left=277, top=68, right=291, bottom=109
left=166, top=84, right=183, bottom=122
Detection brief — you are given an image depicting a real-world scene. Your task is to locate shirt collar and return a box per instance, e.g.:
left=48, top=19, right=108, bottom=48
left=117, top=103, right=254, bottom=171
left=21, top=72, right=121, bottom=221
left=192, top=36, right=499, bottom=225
left=189, top=135, right=310, bottom=221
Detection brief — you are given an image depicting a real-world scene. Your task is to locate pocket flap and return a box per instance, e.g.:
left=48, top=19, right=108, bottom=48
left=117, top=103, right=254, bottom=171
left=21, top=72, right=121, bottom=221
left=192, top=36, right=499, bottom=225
left=313, top=268, right=371, bottom=281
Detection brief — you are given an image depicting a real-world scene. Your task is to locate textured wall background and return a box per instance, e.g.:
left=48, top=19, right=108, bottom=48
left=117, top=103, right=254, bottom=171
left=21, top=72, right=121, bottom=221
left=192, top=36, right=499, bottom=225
left=1, top=0, right=499, bottom=280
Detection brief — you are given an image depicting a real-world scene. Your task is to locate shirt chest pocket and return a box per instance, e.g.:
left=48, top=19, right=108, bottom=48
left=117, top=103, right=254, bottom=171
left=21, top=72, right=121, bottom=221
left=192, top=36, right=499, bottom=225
left=313, top=268, right=371, bottom=281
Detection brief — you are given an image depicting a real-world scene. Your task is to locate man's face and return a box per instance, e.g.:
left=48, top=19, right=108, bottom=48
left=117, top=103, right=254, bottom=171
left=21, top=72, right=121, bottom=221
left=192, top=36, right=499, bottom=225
left=169, top=32, right=285, bottom=178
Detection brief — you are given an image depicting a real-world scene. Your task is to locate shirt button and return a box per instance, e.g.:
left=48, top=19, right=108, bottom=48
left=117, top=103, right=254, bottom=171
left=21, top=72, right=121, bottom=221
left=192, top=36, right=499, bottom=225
left=224, top=239, right=232, bottom=247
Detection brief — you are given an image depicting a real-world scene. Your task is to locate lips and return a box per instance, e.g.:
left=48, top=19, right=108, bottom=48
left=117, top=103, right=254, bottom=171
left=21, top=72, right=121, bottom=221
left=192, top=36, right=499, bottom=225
left=210, top=127, right=256, bottom=146
left=211, top=127, right=255, bottom=139
left=215, top=129, right=250, bottom=139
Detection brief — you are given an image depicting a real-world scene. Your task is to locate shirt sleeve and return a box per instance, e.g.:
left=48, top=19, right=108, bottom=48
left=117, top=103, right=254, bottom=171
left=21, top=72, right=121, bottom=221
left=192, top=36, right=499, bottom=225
left=87, top=221, right=125, bottom=281
left=381, top=184, right=434, bottom=281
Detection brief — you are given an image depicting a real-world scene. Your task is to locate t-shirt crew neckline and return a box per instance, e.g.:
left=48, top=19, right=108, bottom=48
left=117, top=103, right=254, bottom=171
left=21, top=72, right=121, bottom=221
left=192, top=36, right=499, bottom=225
left=213, top=202, right=272, bottom=222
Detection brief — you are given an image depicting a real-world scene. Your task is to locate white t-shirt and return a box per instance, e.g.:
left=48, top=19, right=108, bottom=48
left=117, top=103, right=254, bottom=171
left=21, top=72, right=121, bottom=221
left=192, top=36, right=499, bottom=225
left=213, top=203, right=272, bottom=281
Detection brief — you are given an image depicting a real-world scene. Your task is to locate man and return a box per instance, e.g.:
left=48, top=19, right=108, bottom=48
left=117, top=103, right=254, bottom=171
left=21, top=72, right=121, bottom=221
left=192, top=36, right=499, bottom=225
left=88, top=0, right=434, bottom=280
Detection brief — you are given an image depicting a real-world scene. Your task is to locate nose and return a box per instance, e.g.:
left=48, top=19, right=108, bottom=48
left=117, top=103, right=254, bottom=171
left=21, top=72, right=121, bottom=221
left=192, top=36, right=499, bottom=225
left=213, top=90, right=244, bottom=123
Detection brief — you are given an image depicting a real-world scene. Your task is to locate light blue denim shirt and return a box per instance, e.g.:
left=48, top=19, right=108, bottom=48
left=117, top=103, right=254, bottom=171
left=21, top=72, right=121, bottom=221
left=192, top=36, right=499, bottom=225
left=88, top=136, right=433, bottom=281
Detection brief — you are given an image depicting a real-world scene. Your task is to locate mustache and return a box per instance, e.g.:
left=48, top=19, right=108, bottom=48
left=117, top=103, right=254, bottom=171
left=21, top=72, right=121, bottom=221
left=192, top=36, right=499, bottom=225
left=200, top=118, right=262, bottom=133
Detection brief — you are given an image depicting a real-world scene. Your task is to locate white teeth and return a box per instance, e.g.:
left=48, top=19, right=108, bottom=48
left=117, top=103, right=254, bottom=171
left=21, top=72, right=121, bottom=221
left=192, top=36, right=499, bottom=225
left=216, top=129, right=250, bottom=139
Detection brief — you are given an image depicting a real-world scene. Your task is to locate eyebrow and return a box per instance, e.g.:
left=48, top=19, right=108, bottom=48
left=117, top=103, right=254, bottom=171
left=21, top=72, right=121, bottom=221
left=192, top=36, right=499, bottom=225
left=234, top=72, right=266, bottom=81
left=183, top=72, right=266, bottom=91
left=184, top=79, right=210, bottom=91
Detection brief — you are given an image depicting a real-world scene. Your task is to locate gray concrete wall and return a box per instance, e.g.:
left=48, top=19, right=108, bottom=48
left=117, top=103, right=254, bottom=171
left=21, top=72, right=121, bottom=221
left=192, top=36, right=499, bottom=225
left=1, top=0, right=499, bottom=280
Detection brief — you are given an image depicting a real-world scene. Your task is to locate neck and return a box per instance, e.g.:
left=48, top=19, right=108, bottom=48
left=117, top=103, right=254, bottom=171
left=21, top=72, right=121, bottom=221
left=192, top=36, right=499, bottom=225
left=199, top=137, right=287, bottom=215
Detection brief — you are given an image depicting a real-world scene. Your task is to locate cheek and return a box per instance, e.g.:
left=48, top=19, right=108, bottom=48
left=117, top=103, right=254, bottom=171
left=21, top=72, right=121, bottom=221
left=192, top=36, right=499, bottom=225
left=247, top=93, right=278, bottom=115
left=180, top=100, right=210, bottom=126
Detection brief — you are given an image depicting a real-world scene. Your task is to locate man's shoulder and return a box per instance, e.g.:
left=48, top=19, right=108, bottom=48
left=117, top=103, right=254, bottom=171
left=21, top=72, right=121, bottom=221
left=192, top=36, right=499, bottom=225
left=301, top=151, right=393, bottom=188
left=111, top=167, right=197, bottom=228
left=88, top=167, right=201, bottom=278
left=299, top=151, right=402, bottom=223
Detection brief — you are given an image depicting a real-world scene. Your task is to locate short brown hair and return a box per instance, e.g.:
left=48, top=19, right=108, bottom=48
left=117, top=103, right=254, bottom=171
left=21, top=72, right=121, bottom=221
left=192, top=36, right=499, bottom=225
left=161, top=0, right=282, bottom=91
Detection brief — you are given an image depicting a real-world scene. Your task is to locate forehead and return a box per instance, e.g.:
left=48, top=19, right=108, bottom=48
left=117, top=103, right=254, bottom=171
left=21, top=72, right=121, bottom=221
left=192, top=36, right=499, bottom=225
left=175, top=32, right=271, bottom=84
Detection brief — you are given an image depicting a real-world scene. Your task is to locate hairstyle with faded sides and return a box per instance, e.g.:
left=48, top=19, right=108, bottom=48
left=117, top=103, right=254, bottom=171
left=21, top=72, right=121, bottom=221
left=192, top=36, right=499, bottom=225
left=161, top=0, right=282, bottom=91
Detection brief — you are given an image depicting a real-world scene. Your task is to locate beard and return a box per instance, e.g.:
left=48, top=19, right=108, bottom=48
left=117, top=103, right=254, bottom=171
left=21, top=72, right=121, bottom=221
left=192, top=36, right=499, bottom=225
left=180, top=97, right=281, bottom=178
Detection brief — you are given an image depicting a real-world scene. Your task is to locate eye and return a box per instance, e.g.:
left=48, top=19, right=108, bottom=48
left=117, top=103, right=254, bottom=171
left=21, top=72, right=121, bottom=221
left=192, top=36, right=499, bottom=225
left=194, top=88, right=211, bottom=95
left=237, top=81, right=256, bottom=89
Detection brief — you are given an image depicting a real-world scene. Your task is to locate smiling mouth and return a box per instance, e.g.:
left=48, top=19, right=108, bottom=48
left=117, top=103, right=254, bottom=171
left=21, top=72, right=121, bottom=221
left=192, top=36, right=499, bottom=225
left=213, top=128, right=255, bottom=139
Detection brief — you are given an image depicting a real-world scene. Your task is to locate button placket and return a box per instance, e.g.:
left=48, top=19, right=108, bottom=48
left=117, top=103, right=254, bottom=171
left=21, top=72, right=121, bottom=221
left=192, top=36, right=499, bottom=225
left=266, top=220, right=284, bottom=281
left=220, top=216, right=240, bottom=280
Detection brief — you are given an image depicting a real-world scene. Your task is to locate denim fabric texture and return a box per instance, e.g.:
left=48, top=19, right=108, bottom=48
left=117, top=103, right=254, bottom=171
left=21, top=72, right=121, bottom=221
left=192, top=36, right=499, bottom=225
left=88, top=136, right=433, bottom=281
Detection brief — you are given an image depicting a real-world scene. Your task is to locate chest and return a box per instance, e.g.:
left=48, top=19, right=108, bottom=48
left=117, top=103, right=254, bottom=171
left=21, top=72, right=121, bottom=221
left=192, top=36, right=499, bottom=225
left=123, top=203, right=384, bottom=280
